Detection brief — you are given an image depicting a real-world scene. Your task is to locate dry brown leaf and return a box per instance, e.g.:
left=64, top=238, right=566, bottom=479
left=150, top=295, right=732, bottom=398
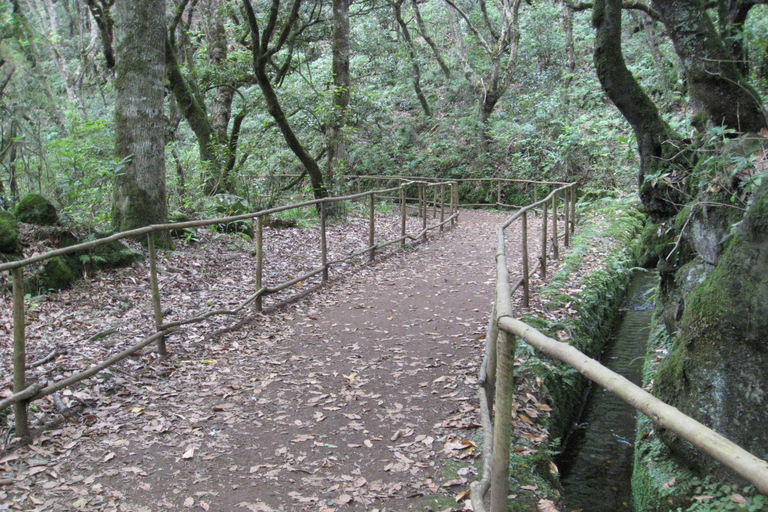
left=536, top=498, right=559, bottom=512
left=455, top=490, right=471, bottom=502
left=731, top=494, right=747, bottom=503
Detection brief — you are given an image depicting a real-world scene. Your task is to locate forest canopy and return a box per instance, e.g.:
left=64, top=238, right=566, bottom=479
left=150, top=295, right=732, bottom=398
left=0, top=0, right=766, bottom=227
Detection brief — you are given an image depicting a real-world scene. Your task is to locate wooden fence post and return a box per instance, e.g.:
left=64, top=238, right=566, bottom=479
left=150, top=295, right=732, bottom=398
left=147, top=233, right=167, bottom=356
left=497, top=180, right=501, bottom=206
left=400, top=186, right=407, bottom=249
left=255, top=216, right=263, bottom=312
left=541, top=201, right=548, bottom=280
left=491, top=229, right=517, bottom=512
left=421, top=184, right=427, bottom=242
left=451, top=181, right=459, bottom=226
left=564, top=187, right=570, bottom=248
left=369, top=192, right=376, bottom=262
left=571, top=185, right=577, bottom=235
left=552, top=192, right=559, bottom=260
left=522, top=211, right=529, bottom=308
left=321, top=202, right=328, bottom=282
left=440, top=184, right=445, bottom=232
left=534, top=187, right=538, bottom=214
left=12, top=267, right=29, bottom=441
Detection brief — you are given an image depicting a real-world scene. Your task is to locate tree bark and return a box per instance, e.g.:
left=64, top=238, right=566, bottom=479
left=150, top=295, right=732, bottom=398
left=242, top=0, right=327, bottom=202
left=593, top=0, right=687, bottom=219
left=651, top=0, right=767, bottom=133
left=326, top=0, right=351, bottom=191
left=85, top=0, right=116, bottom=70
left=112, top=0, right=170, bottom=246
left=393, top=0, right=431, bottom=117
left=411, top=0, right=451, bottom=79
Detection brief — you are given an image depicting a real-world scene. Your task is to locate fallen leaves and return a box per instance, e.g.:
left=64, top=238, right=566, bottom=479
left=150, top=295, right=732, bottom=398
left=536, top=498, right=560, bottom=512
left=0, top=211, right=522, bottom=511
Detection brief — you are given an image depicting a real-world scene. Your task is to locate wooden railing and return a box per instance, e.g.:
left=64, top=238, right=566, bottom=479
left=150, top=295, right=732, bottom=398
left=0, top=180, right=458, bottom=440
left=472, top=186, right=768, bottom=512
left=271, top=174, right=567, bottom=209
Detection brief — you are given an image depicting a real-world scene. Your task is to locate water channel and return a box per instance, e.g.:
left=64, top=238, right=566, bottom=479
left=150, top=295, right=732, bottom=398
left=558, top=271, right=657, bottom=512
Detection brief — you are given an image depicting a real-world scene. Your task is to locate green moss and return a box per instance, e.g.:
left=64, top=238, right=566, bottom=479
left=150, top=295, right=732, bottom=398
left=40, top=256, right=77, bottom=291
left=637, top=182, right=768, bottom=506
left=0, top=210, right=19, bottom=255
left=79, top=232, right=143, bottom=269
left=14, top=193, right=59, bottom=226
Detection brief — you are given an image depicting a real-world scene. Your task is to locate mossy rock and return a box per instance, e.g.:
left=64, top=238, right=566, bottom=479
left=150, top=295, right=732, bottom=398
left=79, top=232, right=143, bottom=269
left=39, top=256, right=77, bottom=291
left=0, top=210, right=19, bottom=255
left=29, top=225, right=79, bottom=248
left=14, top=193, right=59, bottom=226
left=655, top=180, right=768, bottom=479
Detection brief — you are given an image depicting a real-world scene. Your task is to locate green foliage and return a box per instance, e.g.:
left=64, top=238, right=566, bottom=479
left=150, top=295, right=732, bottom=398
left=673, top=479, right=768, bottom=512
left=47, top=120, right=124, bottom=229
left=274, top=204, right=319, bottom=229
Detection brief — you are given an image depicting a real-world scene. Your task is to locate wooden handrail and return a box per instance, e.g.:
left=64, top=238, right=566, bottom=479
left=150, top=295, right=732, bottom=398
left=472, top=181, right=768, bottom=512
left=1, top=181, right=462, bottom=438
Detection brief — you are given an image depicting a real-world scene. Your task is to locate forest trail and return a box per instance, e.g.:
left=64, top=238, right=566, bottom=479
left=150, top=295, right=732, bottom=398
left=2, top=209, right=550, bottom=512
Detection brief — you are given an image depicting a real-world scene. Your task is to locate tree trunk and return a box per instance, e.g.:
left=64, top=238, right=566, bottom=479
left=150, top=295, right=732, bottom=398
left=593, top=0, right=687, bottom=220
left=242, top=0, right=327, bottom=202
left=411, top=0, right=451, bottom=79
left=112, top=0, right=170, bottom=246
left=207, top=9, right=233, bottom=147
left=326, top=0, right=351, bottom=191
left=85, top=0, right=116, bottom=70
left=651, top=0, right=767, bottom=133
left=393, top=0, right=431, bottom=117
left=256, top=66, right=327, bottom=201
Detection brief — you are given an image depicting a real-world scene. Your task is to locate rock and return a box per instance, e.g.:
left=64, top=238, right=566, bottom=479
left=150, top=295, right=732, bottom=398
left=39, top=256, right=77, bottom=291
left=14, top=193, right=59, bottom=226
left=655, top=180, right=768, bottom=479
left=78, top=232, right=143, bottom=269
left=0, top=210, right=19, bottom=255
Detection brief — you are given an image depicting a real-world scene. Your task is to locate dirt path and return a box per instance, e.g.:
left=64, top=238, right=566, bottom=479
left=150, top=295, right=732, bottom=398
left=1, top=210, right=549, bottom=512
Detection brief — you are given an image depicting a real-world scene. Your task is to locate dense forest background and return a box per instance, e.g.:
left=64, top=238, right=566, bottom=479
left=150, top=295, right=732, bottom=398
left=2, top=0, right=765, bottom=230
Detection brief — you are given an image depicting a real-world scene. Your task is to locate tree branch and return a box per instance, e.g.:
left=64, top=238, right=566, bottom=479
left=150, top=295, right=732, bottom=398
left=564, top=0, right=660, bottom=19
left=442, top=0, right=495, bottom=55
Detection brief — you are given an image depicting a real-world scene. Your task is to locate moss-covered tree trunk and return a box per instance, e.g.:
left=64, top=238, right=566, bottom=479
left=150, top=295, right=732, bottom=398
left=393, top=0, right=431, bottom=117
left=166, top=0, right=238, bottom=196
left=326, top=0, right=351, bottom=191
left=394, top=1, right=431, bottom=116
left=651, top=0, right=767, bottom=133
left=242, top=0, right=327, bottom=202
left=112, top=0, right=170, bottom=247
left=592, top=0, right=687, bottom=220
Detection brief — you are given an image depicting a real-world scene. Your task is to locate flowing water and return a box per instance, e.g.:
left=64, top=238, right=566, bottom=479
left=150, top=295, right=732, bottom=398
left=558, top=271, right=657, bottom=512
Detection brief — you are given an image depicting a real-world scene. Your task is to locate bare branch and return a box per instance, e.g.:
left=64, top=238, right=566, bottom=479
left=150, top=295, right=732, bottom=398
left=564, top=0, right=660, bottom=19
left=442, top=0, right=495, bottom=55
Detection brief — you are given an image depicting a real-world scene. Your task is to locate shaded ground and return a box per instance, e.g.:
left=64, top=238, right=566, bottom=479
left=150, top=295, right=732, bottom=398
left=1, top=209, right=559, bottom=512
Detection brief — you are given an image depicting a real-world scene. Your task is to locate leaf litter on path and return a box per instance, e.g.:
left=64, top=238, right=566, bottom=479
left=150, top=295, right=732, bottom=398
left=1, top=209, right=565, bottom=511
